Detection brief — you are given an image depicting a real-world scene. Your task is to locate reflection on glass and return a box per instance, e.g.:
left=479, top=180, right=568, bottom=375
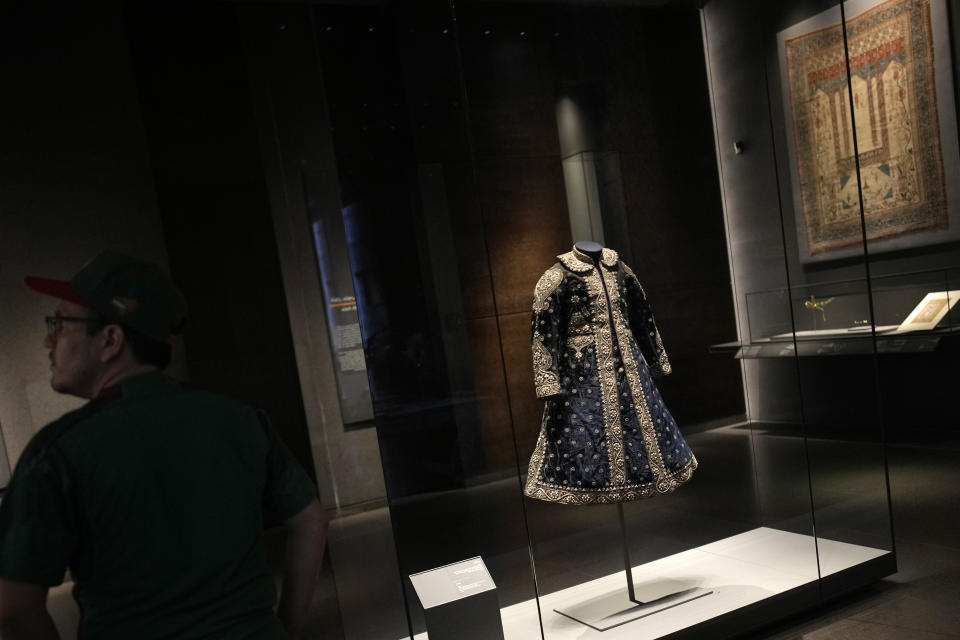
left=706, top=0, right=898, bottom=623
left=239, top=0, right=909, bottom=635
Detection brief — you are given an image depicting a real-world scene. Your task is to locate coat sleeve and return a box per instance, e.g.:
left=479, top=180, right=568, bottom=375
left=531, top=266, right=565, bottom=398
left=621, top=265, right=672, bottom=377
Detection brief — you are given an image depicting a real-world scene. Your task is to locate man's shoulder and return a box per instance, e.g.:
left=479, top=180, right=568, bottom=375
left=96, top=376, right=257, bottom=415
left=16, top=396, right=118, bottom=467
left=32, top=384, right=263, bottom=457
left=86, top=383, right=265, bottom=436
left=33, top=398, right=118, bottom=447
left=146, top=384, right=263, bottom=423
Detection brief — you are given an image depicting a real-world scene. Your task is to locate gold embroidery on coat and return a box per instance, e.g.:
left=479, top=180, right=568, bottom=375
left=600, top=247, right=618, bottom=267
left=525, top=408, right=549, bottom=494
left=640, top=282, right=672, bottom=376
left=602, top=265, right=673, bottom=493
left=524, top=247, right=697, bottom=505
left=532, top=265, right=564, bottom=310
left=532, top=266, right=564, bottom=398
left=524, top=457, right=697, bottom=505
left=567, top=334, right=594, bottom=358
left=657, top=343, right=672, bottom=376
left=566, top=246, right=619, bottom=269
left=622, top=263, right=672, bottom=377
left=568, top=308, right=589, bottom=331
left=533, top=338, right=560, bottom=397
left=559, top=251, right=593, bottom=273
left=586, top=268, right=626, bottom=486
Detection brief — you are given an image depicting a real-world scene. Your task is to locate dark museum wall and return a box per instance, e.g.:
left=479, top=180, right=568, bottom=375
left=208, top=7, right=751, bottom=622
left=228, top=0, right=743, bottom=506
left=236, top=6, right=392, bottom=509
left=0, top=3, right=752, bottom=637
left=0, top=2, right=185, bottom=480
left=452, top=2, right=744, bottom=471
left=0, top=1, right=317, bottom=483
left=229, top=4, right=750, bottom=630
left=123, top=2, right=317, bottom=481
left=0, top=0, right=742, bottom=508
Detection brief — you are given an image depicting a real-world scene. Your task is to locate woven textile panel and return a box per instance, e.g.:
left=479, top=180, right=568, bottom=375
left=784, top=0, right=947, bottom=256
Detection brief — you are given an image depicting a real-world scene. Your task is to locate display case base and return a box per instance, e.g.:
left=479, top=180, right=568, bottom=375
left=405, top=527, right=895, bottom=639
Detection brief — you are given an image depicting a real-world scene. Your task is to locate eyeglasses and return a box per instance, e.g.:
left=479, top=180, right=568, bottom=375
left=45, top=315, right=104, bottom=339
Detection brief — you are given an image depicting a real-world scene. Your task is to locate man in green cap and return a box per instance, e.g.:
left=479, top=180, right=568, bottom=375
left=0, top=252, right=329, bottom=639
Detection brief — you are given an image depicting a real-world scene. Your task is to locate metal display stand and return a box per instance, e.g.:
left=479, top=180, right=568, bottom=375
left=553, top=504, right=713, bottom=631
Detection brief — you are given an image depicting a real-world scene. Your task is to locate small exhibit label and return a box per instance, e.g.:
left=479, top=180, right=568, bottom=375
left=410, top=557, right=496, bottom=609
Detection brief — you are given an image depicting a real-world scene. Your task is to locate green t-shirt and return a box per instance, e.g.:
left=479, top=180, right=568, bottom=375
left=0, top=373, right=318, bottom=639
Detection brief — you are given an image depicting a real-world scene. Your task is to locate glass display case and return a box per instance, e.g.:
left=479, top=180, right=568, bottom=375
left=701, top=0, right=956, bottom=615
left=7, top=0, right=959, bottom=637
left=735, top=270, right=959, bottom=357
left=226, top=0, right=955, bottom=636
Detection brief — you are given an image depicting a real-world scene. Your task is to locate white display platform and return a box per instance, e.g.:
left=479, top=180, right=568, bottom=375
left=405, top=527, right=888, bottom=639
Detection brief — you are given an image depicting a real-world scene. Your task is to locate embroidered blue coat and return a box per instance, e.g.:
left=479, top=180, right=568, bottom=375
left=524, top=246, right=697, bottom=505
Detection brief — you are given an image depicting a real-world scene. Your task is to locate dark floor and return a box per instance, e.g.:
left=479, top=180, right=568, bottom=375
left=45, top=428, right=959, bottom=639
left=739, top=443, right=960, bottom=640
left=743, top=539, right=960, bottom=639
left=294, top=424, right=960, bottom=639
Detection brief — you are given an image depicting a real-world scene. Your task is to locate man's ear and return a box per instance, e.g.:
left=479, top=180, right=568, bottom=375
left=99, top=324, right=127, bottom=363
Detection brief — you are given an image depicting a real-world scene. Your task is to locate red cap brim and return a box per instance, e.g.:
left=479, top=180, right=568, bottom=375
left=24, top=276, right=90, bottom=307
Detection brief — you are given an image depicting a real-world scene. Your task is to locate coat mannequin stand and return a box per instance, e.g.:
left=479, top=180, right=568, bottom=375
left=553, top=504, right=713, bottom=631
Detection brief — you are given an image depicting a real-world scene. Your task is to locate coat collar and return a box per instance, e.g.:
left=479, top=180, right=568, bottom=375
left=559, top=246, right=619, bottom=273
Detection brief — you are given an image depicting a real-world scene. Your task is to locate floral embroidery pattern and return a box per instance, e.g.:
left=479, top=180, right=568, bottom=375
left=524, top=247, right=697, bottom=505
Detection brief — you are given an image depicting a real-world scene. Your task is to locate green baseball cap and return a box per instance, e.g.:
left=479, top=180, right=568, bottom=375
left=25, top=251, right=187, bottom=343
